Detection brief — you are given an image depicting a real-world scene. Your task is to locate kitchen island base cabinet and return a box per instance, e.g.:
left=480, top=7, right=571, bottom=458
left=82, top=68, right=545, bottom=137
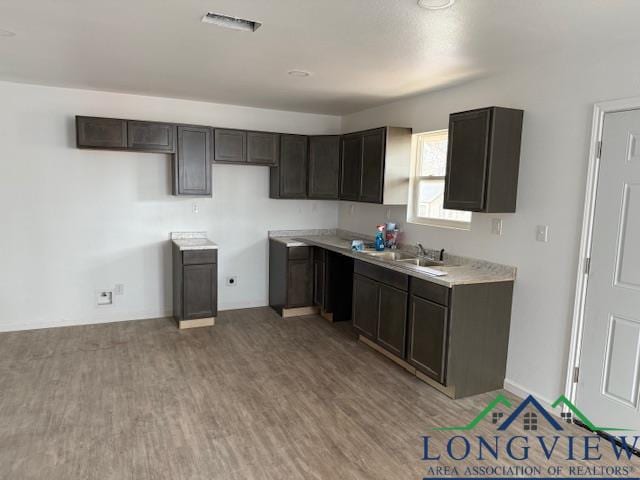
left=269, top=239, right=315, bottom=317
left=172, top=245, right=217, bottom=330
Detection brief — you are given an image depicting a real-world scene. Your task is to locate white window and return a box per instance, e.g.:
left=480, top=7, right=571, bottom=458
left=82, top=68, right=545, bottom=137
left=407, top=130, right=472, bottom=228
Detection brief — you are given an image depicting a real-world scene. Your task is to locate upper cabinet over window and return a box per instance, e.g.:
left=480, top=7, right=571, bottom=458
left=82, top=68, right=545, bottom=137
left=444, top=107, right=523, bottom=213
left=339, top=127, right=412, bottom=205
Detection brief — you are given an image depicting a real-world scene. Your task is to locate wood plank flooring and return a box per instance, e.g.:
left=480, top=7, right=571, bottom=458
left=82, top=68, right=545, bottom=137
left=0, top=307, right=634, bottom=479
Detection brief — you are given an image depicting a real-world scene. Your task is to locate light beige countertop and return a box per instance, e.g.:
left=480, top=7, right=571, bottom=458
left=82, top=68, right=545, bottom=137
left=269, top=230, right=516, bottom=288
left=170, top=232, right=218, bottom=251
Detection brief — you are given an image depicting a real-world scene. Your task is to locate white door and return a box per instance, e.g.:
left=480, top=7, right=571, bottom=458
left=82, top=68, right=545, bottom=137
left=577, top=109, right=640, bottom=435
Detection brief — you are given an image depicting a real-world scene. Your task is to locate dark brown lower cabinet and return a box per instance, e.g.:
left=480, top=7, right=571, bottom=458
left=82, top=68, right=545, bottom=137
left=352, top=261, right=409, bottom=356
left=172, top=246, right=218, bottom=323
left=183, top=264, right=217, bottom=319
left=352, top=274, right=380, bottom=340
left=377, top=285, right=408, bottom=358
left=408, top=295, right=448, bottom=383
left=269, top=239, right=313, bottom=315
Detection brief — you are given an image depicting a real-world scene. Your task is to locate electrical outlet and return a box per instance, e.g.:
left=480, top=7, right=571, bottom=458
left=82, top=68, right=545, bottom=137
left=536, top=225, right=550, bottom=243
left=226, top=276, right=238, bottom=287
left=349, top=204, right=356, bottom=216
left=192, top=202, right=199, bottom=214
left=96, top=291, right=113, bottom=306
left=491, top=218, right=503, bottom=236
left=114, top=284, right=124, bottom=295
left=386, top=208, right=392, bottom=220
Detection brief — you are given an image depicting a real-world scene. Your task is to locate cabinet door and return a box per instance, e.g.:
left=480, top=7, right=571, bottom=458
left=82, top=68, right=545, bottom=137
left=214, top=129, right=247, bottom=163
left=183, top=264, right=217, bottom=319
left=377, top=284, right=408, bottom=358
left=279, top=134, right=308, bottom=198
left=76, top=116, right=127, bottom=149
left=443, top=109, right=491, bottom=211
left=247, top=131, right=279, bottom=165
left=408, top=295, right=449, bottom=383
left=359, top=128, right=385, bottom=203
left=313, top=248, right=326, bottom=308
left=340, top=134, right=362, bottom=201
left=287, top=259, right=312, bottom=307
left=308, top=135, right=340, bottom=199
left=352, top=274, right=380, bottom=340
left=174, top=126, right=212, bottom=196
left=127, top=121, right=176, bottom=153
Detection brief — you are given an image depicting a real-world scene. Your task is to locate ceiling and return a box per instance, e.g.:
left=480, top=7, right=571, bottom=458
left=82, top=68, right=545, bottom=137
left=0, top=0, right=639, bottom=115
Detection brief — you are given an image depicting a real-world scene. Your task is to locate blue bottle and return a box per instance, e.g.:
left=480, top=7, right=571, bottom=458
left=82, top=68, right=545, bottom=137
left=375, top=225, right=385, bottom=251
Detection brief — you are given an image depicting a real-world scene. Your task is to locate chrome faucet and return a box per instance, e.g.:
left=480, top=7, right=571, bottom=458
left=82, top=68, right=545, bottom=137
left=417, top=243, right=446, bottom=263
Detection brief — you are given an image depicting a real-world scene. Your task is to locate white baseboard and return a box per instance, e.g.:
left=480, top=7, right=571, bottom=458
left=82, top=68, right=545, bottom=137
left=0, top=309, right=173, bottom=333
left=503, top=378, right=561, bottom=417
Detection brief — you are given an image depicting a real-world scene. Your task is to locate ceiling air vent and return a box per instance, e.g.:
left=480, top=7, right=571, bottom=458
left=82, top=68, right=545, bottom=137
left=201, top=12, right=262, bottom=32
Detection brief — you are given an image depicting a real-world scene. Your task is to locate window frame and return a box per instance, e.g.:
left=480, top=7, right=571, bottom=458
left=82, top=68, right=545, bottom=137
left=407, top=129, right=472, bottom=230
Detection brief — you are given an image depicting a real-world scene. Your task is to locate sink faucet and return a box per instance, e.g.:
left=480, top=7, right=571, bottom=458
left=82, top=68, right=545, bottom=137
left=417, top=243, right=446, bottom=262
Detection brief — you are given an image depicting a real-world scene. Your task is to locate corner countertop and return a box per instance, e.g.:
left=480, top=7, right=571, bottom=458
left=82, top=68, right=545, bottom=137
left=269, top=231, right=516, bottom=288
left=170, top=232, right=218, bottom=251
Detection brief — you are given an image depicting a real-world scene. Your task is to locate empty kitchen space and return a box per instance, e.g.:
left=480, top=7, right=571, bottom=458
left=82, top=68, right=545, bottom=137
left=1, top=1, right=640, bottom=479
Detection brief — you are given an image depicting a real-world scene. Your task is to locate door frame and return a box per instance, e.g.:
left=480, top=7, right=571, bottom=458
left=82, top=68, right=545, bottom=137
left=565, top=96, right=640, bottom=405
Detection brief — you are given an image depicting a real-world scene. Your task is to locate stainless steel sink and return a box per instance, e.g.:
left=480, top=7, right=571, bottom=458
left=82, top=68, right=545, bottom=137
left=361, top=250, right=417, bottom=261
left=396, top=257, right=444, bottom=268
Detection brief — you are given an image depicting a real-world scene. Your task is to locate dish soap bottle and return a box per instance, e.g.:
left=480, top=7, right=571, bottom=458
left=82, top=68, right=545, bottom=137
left=375, top=224, right=386, bottom=251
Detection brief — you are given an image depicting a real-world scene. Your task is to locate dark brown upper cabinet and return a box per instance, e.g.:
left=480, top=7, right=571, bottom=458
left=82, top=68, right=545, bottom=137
left=359, top=128, right=385, bottom=203
left=444, top=107, right=523, bottom=213
left=339, top=134, right=362, bottom=201
left=127, top=121, right=176, bottom=153
left=76, top=116, right=127, bottom=149
left=308, top=135, right=341, bottom=200
left=269, top=134, right=308, bottom=199
left=173, top=125, right=212, bottom=197
left=247, top=131, right=279, bottom=166
left=339, top=127, right=412, bottom=205
left=214, top=128, right=246, bottom=163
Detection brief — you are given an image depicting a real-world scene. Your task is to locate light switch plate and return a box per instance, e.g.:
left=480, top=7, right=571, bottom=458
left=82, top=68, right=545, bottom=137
left=536, top=225, right=550, bottom=242
left=491, top=218, right=503, bottom=236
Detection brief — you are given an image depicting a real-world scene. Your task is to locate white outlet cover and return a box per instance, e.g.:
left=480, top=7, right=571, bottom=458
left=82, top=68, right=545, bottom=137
left=97, top=291, right=113, bottom=306
left=536, top=225, right=550, bottom=242
left=491, top=218, right=503, bottom=236
left=192, top=202, right=199, bottom=214
left=114, top=284, right=124, bottom=295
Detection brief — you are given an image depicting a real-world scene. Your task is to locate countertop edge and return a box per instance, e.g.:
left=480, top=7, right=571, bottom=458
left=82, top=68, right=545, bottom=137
left=292, top=236, right=515, bottom=288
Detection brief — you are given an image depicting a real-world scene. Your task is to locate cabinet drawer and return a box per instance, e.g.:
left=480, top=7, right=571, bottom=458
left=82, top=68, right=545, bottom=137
left=287, top=246, right=310, bottom=261
left=354, top=260, right=408, bottom=291
left=410, top=277, right=450, bottom=306
left=182, top=249, right=217, bottom=265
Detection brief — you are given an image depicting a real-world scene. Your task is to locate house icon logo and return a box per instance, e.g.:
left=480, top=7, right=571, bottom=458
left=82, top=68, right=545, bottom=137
left=433, top=393, right=628, bottom=433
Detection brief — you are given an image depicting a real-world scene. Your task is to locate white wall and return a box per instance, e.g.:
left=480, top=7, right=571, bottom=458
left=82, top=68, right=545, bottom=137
left=339, top=48, right=640, bottom=404
left=0, top=81, right=340, bottom=332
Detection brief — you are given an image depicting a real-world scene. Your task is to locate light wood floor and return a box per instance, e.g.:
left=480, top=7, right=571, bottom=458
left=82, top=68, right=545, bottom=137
left=0, top=307, right=633, bottom=479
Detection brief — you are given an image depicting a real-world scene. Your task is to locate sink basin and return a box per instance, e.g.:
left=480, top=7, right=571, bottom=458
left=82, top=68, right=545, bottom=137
left=397, top=258, right=444, bottom=268
left=361, top=250, right=417, bottom=261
